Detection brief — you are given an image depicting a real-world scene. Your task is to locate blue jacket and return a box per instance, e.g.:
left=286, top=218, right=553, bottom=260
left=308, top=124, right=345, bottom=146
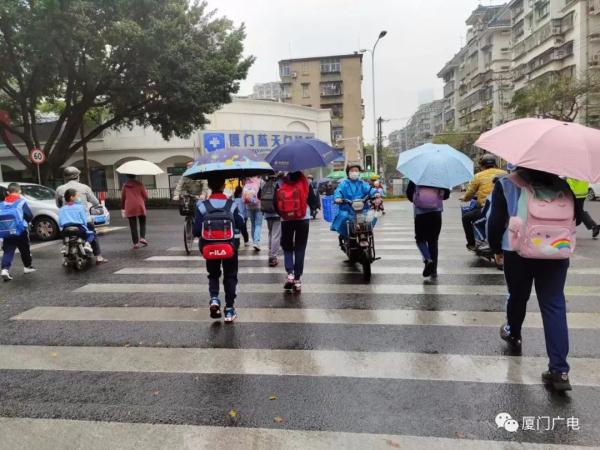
left=331, top=179, right=377, bottom=235
left=59, top=203, right=91, bottom=234
left=192, top=195, right=246, bottom=238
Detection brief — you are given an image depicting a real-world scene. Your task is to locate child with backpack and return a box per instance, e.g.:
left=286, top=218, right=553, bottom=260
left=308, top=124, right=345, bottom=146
left=488, top=167, right=584, bottom=392
left=0, top=183, right=35, bottom=281
left=58, top=189, right=96, bottom=255
left=193, top=176, right=245, bottom=322
left=259, top=173, right=282, bottom=267
left=275, top=171, right=318, bottom=292
left=243, top=177, right=263, bottom=251
left=406, top=181, right=450, bottom=278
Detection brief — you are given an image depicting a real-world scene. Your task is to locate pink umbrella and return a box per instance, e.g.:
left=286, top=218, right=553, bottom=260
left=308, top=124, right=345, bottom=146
left=475, top=118, right=600, bottom=183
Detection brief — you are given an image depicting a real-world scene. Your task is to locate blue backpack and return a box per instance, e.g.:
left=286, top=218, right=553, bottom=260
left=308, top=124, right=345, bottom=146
left=0, top=200, right=27, bottom=238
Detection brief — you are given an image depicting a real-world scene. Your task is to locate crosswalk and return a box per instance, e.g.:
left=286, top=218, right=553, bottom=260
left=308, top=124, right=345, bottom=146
left=2, top=201, right=600, bottom=448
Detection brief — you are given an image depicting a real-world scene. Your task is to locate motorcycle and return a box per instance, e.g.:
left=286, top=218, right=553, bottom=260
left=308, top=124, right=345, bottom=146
left=60, top=206, right=104, bottom=270
left=340, top=195, right=379, bottom=281
left=461, top=200, right=502, bottom=270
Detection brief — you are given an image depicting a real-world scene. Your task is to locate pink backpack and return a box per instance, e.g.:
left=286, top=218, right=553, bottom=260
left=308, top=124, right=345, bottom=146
left=413, top=186, right=443, bottom=209
left=507, top=174, right=576, bottom=259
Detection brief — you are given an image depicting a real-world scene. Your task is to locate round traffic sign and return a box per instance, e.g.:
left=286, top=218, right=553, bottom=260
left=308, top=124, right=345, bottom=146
left=30, top=148, right=45, bottom=165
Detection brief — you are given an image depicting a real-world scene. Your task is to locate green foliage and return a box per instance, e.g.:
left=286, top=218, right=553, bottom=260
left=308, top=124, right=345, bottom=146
left=0, top=0, right=254, bottom=178
left=510, top=74, right=600, bottom=123
left=433, top=132, right=477, bottom=157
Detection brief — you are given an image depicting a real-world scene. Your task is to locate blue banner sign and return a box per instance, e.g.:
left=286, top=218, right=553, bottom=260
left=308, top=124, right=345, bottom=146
left=202, top=130, right=314, bottom=154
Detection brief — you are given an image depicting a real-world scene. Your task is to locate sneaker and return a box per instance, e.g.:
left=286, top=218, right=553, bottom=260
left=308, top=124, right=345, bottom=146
left=23, top=267, right=36, bottom=274
left=83, top=242, right=93, bottom=255
left=422, top=260, right=435, bottom=277
left=466, top=244, right=477, bottom=252
left=500, top=323, right=522, bottom=351
left=209, top=297, right=222, bottom=319
left=133, top=243, right=142, bottom=250
left=284, top=274, right=295, bottom=290
left=268, top=257, right=278, bottom=267
left=293, top=279, right=302, bottom=292
left=593, top=226, right=600, bottom=240
left=253, top=244, right=261, bottom=252
left=95, top=256, right=108, bottom=265
left=541, top=370, right=572, bottom=391
left=244, top=242, right=251, bottom=248
left=1, top=269, right=12, bottom=282
left=224, top=307, right=237, bottom=323
left=140, top=238, right=148, bottom=246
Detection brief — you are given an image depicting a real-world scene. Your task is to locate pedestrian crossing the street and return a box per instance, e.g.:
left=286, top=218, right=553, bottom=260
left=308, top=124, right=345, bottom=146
left=2, top=202, right=600, bottom=448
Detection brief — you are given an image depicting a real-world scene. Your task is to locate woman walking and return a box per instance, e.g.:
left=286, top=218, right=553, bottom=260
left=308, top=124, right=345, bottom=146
left=275, top=171, right=317, bottom=292
left=121, top=174, right=149, bottom=249
left=406, top=181, right=450, bottom=278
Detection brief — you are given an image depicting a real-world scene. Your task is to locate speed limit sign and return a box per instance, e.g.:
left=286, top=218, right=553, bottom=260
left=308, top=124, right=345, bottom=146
left=29, top=148, right=45, bottom=165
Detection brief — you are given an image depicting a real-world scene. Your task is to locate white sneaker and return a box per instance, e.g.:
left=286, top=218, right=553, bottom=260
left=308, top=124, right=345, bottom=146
left=1, top=269, right=12, bottom=281
left=23, top=267, right=37, bottom=274
left=83, top=242, right=93, bottom=255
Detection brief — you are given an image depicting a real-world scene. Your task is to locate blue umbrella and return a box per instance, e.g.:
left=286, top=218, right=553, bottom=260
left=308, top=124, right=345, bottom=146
left=397, top=143, right=474, bottom=189
left=265, top=138, right=343, bottom=172
left=183, top=149, right=274, bottom=180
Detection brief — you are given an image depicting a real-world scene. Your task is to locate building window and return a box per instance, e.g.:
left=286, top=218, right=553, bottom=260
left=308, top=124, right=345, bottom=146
left=332, top=126, right=344, bottom=142
left=302, top=83, right=310, bottom=98
left=281, top=83, right=291, bottom=99
left=301, top=62, right=309, bottom=75
left=321, top=103, right=343, bottom=119
left=320, top=81, right=343, bottom=96
left=280, top=63, right=290, bottom=77
left=536, top=0, right=549, bottom=20
left=320, top=57, right=341, bottom=73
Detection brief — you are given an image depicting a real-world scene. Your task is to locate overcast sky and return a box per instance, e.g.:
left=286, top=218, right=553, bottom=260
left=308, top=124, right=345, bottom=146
left=209, top=0, right=504, bottom=143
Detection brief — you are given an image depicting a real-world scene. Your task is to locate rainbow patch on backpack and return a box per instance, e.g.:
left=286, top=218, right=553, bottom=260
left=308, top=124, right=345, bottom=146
left=551, top=239, right=571, bottom=250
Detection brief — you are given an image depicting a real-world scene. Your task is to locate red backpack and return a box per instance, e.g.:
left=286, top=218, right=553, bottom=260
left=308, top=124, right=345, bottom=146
left=276, top=177, right=309, bottom=220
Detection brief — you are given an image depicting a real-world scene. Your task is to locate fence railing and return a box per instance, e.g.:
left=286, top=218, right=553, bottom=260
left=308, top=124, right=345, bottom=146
left=96, top=188, right=174, bottom=200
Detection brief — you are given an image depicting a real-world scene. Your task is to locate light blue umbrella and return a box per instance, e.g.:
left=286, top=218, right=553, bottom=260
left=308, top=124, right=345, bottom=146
left=396, top=143, right=474, bottom=189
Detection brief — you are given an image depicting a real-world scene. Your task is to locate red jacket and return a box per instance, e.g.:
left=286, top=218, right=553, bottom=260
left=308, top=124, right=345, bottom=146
left=121, top=180, right=148, bottom=218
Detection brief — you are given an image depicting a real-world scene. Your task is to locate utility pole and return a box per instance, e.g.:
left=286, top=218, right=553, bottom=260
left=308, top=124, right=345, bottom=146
left=376, top=116, right=383, bottom=174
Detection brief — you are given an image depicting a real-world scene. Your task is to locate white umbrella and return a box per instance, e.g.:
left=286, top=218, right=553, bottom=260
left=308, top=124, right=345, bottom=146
left=116, top=160, right=163, bottom=176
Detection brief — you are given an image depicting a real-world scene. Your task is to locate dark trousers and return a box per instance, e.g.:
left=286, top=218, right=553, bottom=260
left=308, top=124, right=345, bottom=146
left=206, top=255, right=239, bottom=307
left=576, top=198, right=598, bottom=230
left=1, top=232, right=32, bottom=270
left=128, top=216, right=147, bottom=244
left=503, top=251, right=570, bottom=373
left=241, top=218, right=249, bottom=243
left=414, top=212, right=442, bottom=268
left=462, top=207, right=483, bottom=246
left=281, top=219, right=310, bottom=278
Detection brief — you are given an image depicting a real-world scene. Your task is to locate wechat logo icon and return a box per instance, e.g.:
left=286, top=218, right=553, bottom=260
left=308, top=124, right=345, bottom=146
left=495, top=412, right=519, bottom=433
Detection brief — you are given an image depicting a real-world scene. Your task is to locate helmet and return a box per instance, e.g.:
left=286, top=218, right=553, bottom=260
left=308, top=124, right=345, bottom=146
left=345, top=163, right=363, bottom=175
left=480, top=153, right=497, bottom=168
left=63, top=166, right=81, bottom=181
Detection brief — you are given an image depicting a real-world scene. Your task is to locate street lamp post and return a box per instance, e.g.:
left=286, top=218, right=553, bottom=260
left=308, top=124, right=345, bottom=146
left=361, top=30, right=387, bottom=174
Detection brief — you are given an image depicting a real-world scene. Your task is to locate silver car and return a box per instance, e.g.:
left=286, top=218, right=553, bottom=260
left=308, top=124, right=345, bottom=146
left=0, top=182, right=110, bottom=241
left=588, top=183, right=600, bottom=201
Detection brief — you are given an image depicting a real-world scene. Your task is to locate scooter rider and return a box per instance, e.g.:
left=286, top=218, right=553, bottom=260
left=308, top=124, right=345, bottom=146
left=331, top=163, right=379, bottom=249
left=55, top=166, right=107, bottom=264
left=460, top=154, right=506, bottom=251
left=172, top=161, right=210, bottom=201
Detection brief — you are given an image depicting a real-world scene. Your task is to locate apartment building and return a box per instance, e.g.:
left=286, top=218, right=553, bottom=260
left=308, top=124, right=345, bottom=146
left=249, top=82, right=282, bottom=101
left=438, top=5, right=513, bottom=132
left=398, top=100, right=445, bottom=151
left=278, top=54, right=364, bottom=161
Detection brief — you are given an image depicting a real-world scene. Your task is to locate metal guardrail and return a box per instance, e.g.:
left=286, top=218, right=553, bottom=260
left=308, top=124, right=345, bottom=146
left=96, top=188, right=174, bottom=200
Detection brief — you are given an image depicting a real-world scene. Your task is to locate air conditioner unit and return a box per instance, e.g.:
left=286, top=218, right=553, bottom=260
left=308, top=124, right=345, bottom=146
left=555, top=37, right=564, bottom=44
left=291, top=72, right=297, bottom=78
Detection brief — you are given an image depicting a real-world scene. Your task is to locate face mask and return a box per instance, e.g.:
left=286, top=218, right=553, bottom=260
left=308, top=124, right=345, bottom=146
left=74, top=198, right=81, bottom=204
left=349, top=172, right=359, bottom=181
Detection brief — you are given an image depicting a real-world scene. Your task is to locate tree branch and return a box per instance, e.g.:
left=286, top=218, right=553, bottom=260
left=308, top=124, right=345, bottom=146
left=0, top=129, right=30, bottom=167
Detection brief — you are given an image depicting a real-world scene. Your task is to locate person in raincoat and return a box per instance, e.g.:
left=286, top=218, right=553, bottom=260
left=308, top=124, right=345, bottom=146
left=331, top=163, right=378, bottom=246
left=566, top=178, right=600, bottom=239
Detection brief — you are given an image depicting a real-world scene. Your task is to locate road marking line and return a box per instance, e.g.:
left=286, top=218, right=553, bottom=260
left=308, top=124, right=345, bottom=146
left=12, top=306, right=600, bottom=330
left=147, top=255, right=487, bottom=262
left=0, top=345, right=599, bottom=387
left=73, top=283, right=599, bottom=297
left=169, top=245, right=468, bottom=252
left=0, top=418, right=584, bottom=450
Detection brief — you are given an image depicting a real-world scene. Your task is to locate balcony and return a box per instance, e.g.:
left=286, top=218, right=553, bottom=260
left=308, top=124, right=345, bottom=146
left=320, top=81, right=343, bottom=97
left=591, top=31, right=600, bottom=42
left=471, top=70, right=493, bottom=88
left=591, top=0, right=600, bottom=15
left=443, top=81, right=455, bottom=97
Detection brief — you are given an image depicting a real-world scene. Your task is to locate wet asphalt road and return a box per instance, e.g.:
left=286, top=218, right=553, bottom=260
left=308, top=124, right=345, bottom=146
left=1, top=197, right=600, bottom=449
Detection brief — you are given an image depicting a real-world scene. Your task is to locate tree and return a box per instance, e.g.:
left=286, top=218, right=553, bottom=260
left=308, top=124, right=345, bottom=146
left=0, top=0, right=253, bottom=181
left=510, top=74, right=600, bottom=123
left=433, top=129, right=479, bottom=158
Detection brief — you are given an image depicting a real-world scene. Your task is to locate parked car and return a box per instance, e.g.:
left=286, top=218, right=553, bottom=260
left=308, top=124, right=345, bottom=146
left=588, top=183, right=600, bottom=201
left=0, top=182, right=110, bottom=241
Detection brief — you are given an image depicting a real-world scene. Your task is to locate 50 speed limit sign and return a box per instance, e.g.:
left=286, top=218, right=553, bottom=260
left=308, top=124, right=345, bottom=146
left=29, top=148, right=45, bottom=165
